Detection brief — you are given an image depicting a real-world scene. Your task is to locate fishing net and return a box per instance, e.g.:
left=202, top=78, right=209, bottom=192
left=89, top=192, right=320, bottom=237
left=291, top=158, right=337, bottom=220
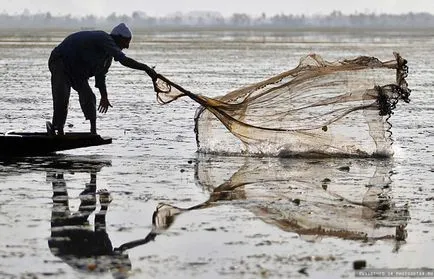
left=151, top=52, right=410, bottom=157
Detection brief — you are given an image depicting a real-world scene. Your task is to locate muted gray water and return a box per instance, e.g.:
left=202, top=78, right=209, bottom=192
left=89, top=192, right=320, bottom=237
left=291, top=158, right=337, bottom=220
left=0, top=28, right=433, bottom=278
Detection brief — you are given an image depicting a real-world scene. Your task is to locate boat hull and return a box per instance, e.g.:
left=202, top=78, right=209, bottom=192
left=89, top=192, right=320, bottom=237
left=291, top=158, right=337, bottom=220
left=0, top=132, right=112, bottom=157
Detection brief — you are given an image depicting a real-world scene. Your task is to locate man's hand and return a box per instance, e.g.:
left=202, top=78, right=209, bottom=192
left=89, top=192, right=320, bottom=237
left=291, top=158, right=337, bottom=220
left=98, top=97, right=112, bottom=113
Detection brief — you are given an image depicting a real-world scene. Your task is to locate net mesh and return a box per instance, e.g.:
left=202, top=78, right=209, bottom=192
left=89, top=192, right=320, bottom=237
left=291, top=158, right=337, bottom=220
left=152, top=52, right=410, bottom=157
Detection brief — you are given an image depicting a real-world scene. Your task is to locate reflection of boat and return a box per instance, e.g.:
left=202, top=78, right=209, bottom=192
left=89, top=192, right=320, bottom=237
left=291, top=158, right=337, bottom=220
left=0, top=132, right=112, bottom=157
left=0, top=154, right=112, bottom=177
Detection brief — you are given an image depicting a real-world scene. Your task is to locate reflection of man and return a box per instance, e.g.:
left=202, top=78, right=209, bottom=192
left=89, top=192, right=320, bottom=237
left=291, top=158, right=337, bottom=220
left=48, top=171, right=131, bottom=278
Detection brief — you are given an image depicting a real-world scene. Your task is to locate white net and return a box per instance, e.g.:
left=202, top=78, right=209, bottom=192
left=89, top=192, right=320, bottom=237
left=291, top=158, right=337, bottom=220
left=152, top=52, right=410, bottom=157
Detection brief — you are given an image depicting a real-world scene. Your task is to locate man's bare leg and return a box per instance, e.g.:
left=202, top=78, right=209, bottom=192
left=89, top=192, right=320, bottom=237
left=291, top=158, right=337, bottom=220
left=90, top=119, right=97, bottom=135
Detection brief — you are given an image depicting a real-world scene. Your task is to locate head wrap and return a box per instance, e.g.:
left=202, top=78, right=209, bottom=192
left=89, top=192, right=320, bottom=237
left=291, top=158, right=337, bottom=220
left=110, top=23, right=132, bottom=38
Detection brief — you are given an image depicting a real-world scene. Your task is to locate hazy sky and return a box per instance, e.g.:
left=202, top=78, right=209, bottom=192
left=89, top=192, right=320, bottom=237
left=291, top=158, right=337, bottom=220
left=2, top=0, right=434, bottom=17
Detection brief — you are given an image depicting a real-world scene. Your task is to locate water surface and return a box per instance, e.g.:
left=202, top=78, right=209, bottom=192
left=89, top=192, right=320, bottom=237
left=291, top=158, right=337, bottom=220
left=0, top=28, right=433, bottom=279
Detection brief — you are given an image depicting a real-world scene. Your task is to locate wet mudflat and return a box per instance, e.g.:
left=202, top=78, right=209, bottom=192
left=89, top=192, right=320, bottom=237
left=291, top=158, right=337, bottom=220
left=0, top=28, right=433, bottom=278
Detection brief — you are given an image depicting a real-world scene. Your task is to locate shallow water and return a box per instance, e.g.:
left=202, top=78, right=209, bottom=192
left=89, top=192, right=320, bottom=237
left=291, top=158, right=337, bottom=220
left=0, top=28, right=433, bottom=278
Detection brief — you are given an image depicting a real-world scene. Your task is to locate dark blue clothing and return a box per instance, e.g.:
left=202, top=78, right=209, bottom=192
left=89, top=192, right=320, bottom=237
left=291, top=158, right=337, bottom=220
left=51, top=30, right=126, bottom=88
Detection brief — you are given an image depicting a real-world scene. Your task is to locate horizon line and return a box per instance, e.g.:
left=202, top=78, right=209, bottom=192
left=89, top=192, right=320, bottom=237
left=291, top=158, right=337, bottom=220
left=1, top=9, right=433, bottom=18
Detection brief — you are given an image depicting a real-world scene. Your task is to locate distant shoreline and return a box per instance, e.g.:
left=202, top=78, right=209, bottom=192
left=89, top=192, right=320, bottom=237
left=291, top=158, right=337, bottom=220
left=1, top=11, right=434, bottom=29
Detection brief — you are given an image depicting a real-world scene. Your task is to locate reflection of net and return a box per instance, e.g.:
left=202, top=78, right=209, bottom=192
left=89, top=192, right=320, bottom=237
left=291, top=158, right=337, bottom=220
left=153, top=52, right=410, bottom=157
left=194, top=156, right=410, bottom=241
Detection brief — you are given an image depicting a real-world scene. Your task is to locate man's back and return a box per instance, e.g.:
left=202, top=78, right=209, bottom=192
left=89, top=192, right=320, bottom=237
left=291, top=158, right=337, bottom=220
left=52, top=30, right=124, bottom=80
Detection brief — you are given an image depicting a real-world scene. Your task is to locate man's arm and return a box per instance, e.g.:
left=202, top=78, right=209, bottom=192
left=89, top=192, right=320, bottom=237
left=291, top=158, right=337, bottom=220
left=119, top=56, right=157, bottom=79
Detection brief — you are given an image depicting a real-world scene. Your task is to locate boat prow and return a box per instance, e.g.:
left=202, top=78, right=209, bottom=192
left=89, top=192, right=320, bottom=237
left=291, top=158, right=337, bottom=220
left=0, top=132, right=112, bottom=157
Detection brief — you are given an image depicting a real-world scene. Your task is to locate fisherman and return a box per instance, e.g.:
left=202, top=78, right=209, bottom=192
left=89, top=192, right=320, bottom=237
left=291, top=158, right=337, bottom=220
left=47, top=23, right=157, bottom=135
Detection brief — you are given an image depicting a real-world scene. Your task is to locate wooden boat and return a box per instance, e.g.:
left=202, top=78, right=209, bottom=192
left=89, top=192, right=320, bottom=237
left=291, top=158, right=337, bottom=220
left=0, top=132, right=112, bottom=157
